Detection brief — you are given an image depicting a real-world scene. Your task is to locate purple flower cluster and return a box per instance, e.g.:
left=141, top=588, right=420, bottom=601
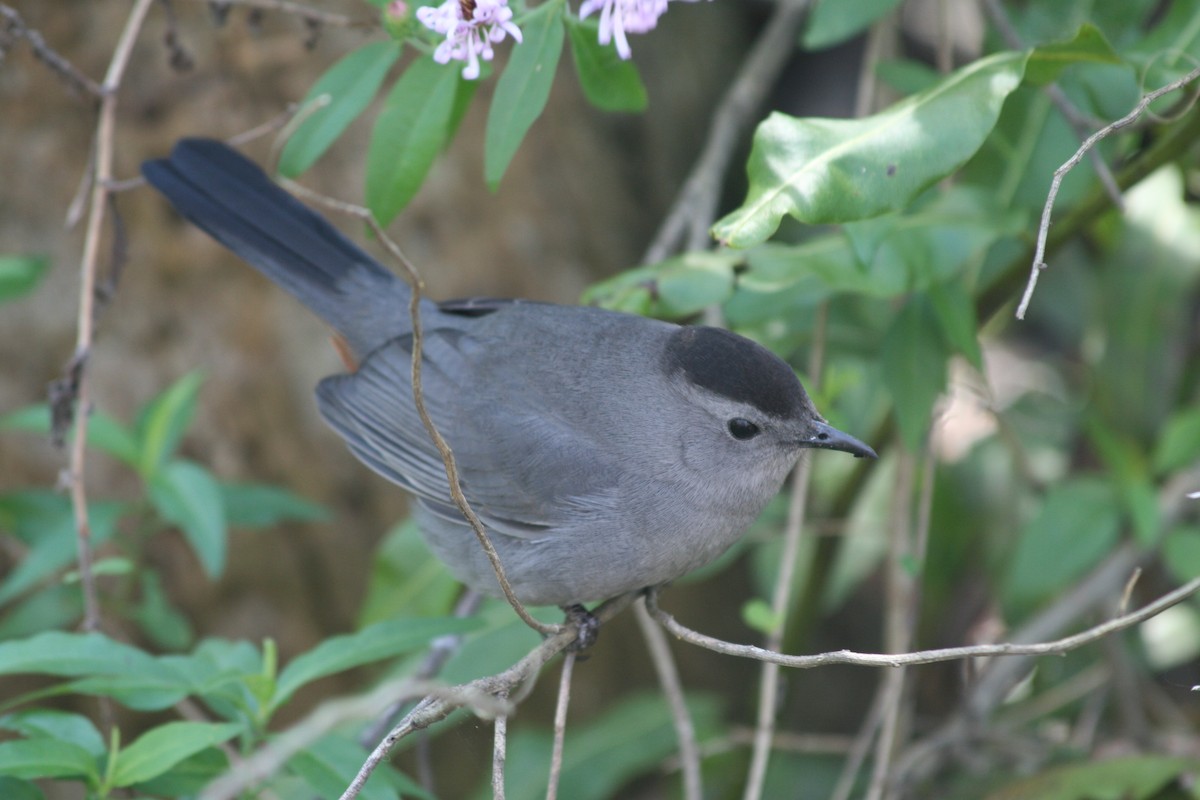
left=419, top=0, right=704, bottom=79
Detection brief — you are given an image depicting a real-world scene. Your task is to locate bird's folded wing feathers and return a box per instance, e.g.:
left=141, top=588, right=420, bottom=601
left=316, top=334, right=622, bottom=539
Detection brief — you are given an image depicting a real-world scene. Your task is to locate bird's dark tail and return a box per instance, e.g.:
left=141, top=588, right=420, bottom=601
left=142, top=138, right=408, bottom=355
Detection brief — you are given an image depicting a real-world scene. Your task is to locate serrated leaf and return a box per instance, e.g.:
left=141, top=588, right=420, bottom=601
left=1024, top=23, right=1124, bottom=87
left=713, top=51, right=1027, bottom=247
left=484, top=0, right=565, bottom=189
left=279, top=41, right=402, bottom=177
left=881, top=298, right=949, bottom=450
left=0, top=255, right=48, bottom=302
left=272, top=615, right=482, bottom=709
left=136, top=371, right=204, bottom=478
left=565, top=17, right=646, bottom=112
left=366, top=55, right=461, bottom=225
left=0, top=739, right=100, bottom=784
left=803, top=0, right=903, bottom=50
left=219, top=482, right=329, bottom=527
left=111, top=721, right=241, bottom=788
left=149, top=460, right=227, bottom=579
left=1003, top=478, right=1121, bottom=612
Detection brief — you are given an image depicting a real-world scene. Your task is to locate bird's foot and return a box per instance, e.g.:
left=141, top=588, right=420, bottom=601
left=561, top=604, right=600, bottom=653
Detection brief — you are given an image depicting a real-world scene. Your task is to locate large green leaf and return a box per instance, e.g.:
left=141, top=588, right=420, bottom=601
left=279, top=41, right=402, bottom=177
left=148, top=460, right=227, bottom=579
left=359, top=520, right=460, bottom=626
left=484, top=0, right=565, bottom=189
left=111, top=721, right=241, bottom=788
left=880, top=297, right=949, bottom=450
left=366, top=55, right=461, bottom=225
left=272, top=615, right=482, bottom=709
left=565, top=16, right=646, bottom=112
left=1003, top=478, right=1121, bottom=612
left=713, top=51, right=1027, bottom=247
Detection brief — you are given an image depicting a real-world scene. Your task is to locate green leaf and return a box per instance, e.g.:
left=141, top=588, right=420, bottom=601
left=985, top=756, right=1200, bottom=800
left=111, top=721, right=241, bottom=788
left=0, top=776, right=44, bottom=800
left=657, top=251, right=739, bottom=316
left=1154, top=408, right=1200, bottom=476
left=359, top=520, right=460, bottom=626
left=0, top=739, right=100, bottom=784
left=713, top=51, right=1027, bottom=247
left=492, top=693, right=721, bottom=800
left=366, top=55, right=461, bottom=225
left=741, top=598, right=782, bottom=635
left=129, top=747, right=229, bottom=797
left=803, top=0, right=903, bottom=50
left=219, top=482, right=329, bottom=527
left=0, top=405, right=139, bottom=466
left=286, top=734, right=432, bottom=800
left=880, top=297, right=949, bottom=450
left=136, top=371, right=204, bottom=478
left=149, top=460, right=228, bottom=579
left=1003, top=478, right=1121, bottom=612
left=133, top=571, right=194, bottom=651
left=0, top=255, right=48, bottom=302
left=1024, top=23, right=1124, bottom=87
left=1163, top=527, right=1200, bottom=586
left=0, top=499, right=124, bottom=606
left=0, top=710, right=105, bottom=757
left=565, top=16, right=647, bottom=112
left=272, top=616, right=483, bottom=709
left=927, top=279, right=982, bottom=369
left=279, top=41, right=402, bottom=177
left=484, top=0, right=565, bottom=189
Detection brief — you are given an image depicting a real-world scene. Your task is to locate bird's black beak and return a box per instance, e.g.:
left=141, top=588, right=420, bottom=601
left=801, top=420, right=878, bottom=459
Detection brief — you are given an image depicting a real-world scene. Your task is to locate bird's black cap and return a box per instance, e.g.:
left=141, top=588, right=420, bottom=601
left=664, top=326, right=808, bottom=418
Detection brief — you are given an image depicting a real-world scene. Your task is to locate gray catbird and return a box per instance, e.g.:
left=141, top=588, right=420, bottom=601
left=142, top=138, right=876, bottom=607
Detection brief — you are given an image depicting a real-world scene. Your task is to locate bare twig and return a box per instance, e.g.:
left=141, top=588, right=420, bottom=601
left=643, top=0, right=812, bottom=262
left=65, top=0, right=156, bottom=635
left=338, top=592, right=638, bottom=800
left=1016, top=64, right=1200, bottom=319
left=0, top=4, right=104, bottom=99
left=646, top=576, right=1200, bottom=668
left=546, top=652, right=576, bottom=800
left=743, top=304, right=826, bottom=800
left=281, top=180, right=560, bottom=638
left=635, top=598, right=701, bottom=800
left=493, top=695, right=508, bottom=800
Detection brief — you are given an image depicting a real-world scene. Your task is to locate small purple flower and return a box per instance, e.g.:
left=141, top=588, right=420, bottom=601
left=418, top=0, right=523, bottom=80
left=580, top=0, right=699, bottom=60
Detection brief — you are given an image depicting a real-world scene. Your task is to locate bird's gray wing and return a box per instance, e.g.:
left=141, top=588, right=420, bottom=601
left=315, top=332, right=621, bottom=539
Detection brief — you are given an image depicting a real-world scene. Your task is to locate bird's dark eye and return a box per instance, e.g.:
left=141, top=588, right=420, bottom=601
left=727, top=418, right=761, bottom=440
